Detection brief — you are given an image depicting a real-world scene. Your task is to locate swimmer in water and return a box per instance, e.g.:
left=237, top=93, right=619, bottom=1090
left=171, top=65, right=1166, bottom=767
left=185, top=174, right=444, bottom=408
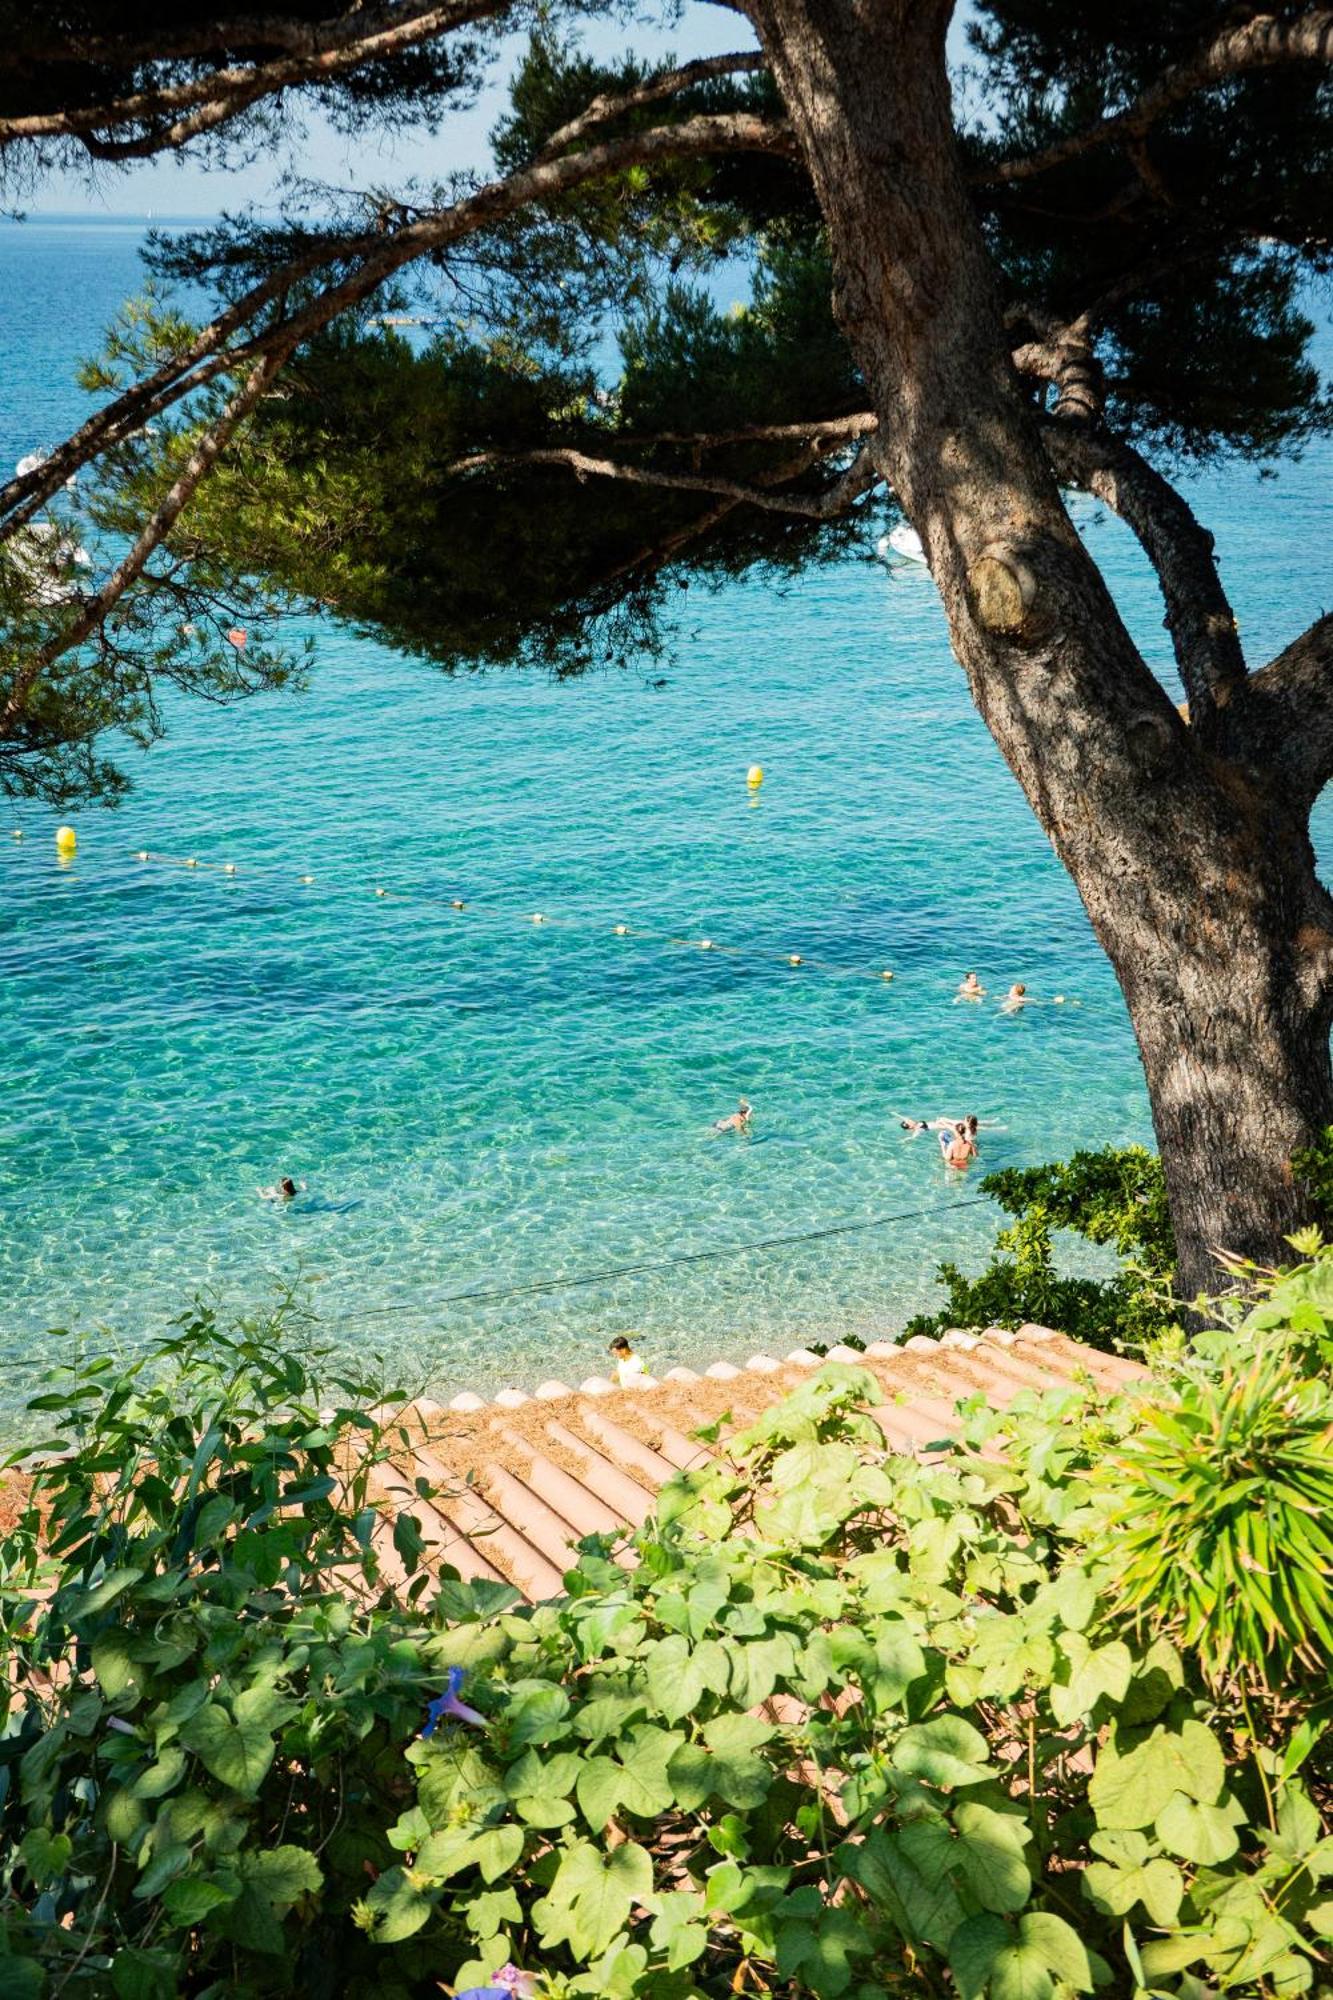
left=1001, top=982, right=1028, bottom=1013
left=938, top=1120, right=978, bottom=1169
left=714, top=1097, right=752, bottom=1134
left=608, top=1335, right=657, bottom=1389
left=956, top=971, right=985, bottom=1001
left=898, top=1115, right=930, bottom=1136
left=258, top=1176, right=302, bottom=1201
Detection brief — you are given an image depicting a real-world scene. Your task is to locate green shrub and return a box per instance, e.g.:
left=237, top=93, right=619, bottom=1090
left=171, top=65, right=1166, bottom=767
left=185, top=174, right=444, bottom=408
left=1093, top=1329, right=1333, bottom=1690
left=0, top=1300, right=454, bottom=1997
left=1, top=1274, right=1330, bottom=1998
left=904, top=1145, right=1179, bottom=1355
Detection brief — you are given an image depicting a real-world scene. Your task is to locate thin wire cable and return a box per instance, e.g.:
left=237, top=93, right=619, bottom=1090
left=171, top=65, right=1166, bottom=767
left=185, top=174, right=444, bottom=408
left=327, top=1194, right=993, bottom=1323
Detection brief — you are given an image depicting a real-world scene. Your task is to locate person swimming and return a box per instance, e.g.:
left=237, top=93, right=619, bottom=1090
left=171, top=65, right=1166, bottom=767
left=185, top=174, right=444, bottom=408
left=956, top=971, right=985, bottom=1000
left=938, top=1120, right=978, bottom=1169
left=258, top=1176, right=302, bottom=1201
left=608, top=1335, right=657, bottom=1389
left=1001, top=983, right=1028, bottom=1013
left=902, top=1114, right=986, bottom=1140
left=714, top=1097, right=752, bottom=1134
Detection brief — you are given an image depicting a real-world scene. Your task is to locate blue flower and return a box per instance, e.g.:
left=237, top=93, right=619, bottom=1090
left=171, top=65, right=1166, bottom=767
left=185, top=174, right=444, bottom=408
left=421, top=1665, right=487, bottom=1737
left=456, top=1967, right=536, bottom=1998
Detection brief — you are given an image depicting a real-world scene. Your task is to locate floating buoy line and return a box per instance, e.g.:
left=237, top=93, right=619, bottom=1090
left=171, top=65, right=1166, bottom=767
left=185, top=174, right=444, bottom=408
left=114, top=845, right=904, bottom=987
left=8, top=828, right=1080, bottom=1004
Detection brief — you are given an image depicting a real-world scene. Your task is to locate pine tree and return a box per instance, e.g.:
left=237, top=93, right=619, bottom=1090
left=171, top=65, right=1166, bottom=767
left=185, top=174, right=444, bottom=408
left=3, top=2, right=1333, bottom=1291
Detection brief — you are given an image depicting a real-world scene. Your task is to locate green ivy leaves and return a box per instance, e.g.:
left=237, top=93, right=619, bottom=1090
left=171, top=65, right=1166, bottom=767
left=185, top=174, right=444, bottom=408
left=1088, top=1719, right=1227, bottom=1830
left=533, top=1841, right=654, bottom=1958
left=951, top=1911, right=1094, bottom=2000
left=178, top=1702, right=279, bottom=1801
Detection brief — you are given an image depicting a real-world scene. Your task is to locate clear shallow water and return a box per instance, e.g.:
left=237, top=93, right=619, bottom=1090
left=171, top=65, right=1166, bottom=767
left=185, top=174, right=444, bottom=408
left=2, top=221, right=1330, bottom=1407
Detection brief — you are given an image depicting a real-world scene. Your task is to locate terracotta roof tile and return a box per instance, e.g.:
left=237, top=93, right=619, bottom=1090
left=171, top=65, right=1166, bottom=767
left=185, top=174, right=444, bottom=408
left=365, top=1329, right=1145, bottom=1603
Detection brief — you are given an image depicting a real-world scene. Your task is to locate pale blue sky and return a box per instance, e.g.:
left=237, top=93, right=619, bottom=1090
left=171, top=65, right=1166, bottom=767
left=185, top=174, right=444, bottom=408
left=27, top=4, right=755, bottom=216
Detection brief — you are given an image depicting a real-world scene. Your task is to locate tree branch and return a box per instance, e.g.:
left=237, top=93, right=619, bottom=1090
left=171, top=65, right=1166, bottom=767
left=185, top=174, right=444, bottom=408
left=536, top=51, right=768, bottom=160
left=7, top=3, right=485, bottom=70
left=614, top=412, right=876, bottom=449
left=989, top=8, right=1333, bottom=184
left=1040, top=419, right=1246, bottom=725
left=0, top=0, right=502, bottom=156
left=590, top=439, right=824, bottom=593
left=2, top=345, right=291, bottom=734
left=445, top=439, right=880, bottom=518
left=1221, top=614, right=1333, bottom=802
left=1011, top=311, right=1103, bottom=423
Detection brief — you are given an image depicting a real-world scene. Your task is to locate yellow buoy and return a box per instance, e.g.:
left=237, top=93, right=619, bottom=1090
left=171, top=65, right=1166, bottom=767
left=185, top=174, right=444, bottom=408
left=613, top=923, right=629, bottom=935
left=531, top=912, right=546, bottom=925
left=299, top=874, right=314, bottom=886
left=788, top=954, right=803, bottom=967
left=136, top=849, right=149, bottom=861
left=700, top=938, right=714, bottom=951
left=880, top=969, right=895, bottom=982
left=375, top=886, right=387, bottom=898
left=451, top=898, right=466, bottom=910
left=185, top=857, right=198, bottom=869
left=55, top=824, right=77, bottom=854
left=11, top=829, right=23, bottom=841
left=224, top=863, right=237, bottom=876
left=747, top=764, right=764, bottom=788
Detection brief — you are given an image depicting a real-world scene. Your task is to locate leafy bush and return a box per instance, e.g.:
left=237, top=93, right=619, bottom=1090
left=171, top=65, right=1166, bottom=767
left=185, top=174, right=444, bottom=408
left=904, top=1145, right=1179, bottom=1355
left=0, top=1301, right=453, bottom=1997
left=2, top=1275, right=1331, bottom=1998
left=1092, top=1235, right=1333, bottom=1692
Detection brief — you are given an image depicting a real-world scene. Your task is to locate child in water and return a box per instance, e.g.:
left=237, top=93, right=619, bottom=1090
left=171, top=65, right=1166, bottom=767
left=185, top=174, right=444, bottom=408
left=609, top=1335, right=657, bottom=1389
left=258, top=1176, right=302, bottom=1201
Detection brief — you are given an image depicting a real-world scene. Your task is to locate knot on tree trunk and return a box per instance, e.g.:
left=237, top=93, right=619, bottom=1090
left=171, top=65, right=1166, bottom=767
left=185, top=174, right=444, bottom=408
left=1126, top=708, right=1180, bottom=773
left=967, top=541, right=1053, bottom=645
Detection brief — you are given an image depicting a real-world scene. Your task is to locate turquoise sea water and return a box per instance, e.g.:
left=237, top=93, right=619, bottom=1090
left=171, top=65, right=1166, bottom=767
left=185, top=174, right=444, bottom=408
left=2, top=220, right=1330, bottom=1407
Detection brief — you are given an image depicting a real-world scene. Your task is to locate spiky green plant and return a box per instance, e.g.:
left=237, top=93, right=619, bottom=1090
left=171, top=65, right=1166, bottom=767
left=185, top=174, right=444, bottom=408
left=1094, top=1340, right=1333, bottom=1689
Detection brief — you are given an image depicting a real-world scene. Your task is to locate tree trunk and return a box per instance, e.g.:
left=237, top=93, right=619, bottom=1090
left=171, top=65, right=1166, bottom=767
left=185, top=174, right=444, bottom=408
left=751, top=0, right=1333, bottom=1299
left=1081, top=794, right=1333, bottom=1297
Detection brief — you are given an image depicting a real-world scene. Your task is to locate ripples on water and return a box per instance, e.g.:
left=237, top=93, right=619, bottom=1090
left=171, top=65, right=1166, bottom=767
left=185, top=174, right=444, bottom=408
left=1, top=221, right=1328, bottom=1407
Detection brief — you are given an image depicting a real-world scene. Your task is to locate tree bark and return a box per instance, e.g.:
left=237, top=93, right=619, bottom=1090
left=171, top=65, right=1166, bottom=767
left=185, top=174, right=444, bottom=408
left=748, top=0, right=1333, bottom=1299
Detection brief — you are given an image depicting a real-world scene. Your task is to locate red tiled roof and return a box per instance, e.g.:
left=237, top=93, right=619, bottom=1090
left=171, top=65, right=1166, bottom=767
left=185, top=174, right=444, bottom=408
left=364, top=1326, right=1144, bottom=1603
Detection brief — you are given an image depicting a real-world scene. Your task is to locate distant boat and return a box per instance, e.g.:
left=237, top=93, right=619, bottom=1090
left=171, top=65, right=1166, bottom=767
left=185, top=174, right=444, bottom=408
left=876, top=523, right=928, bottom=566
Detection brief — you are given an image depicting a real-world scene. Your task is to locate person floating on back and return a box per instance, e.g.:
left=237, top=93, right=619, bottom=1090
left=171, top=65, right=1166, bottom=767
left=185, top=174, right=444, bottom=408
left=259, top=1176, right=302, bottom=1201
left=609, top=1335, right=657, bottom=1389
left=901, top=1114, right=985, bottom=1143
left=931, top=1114, right=981, bottom=1142
left=938, top=1121, right=978, bottom=1169
left=714, top=1097, right=752, bottom=1134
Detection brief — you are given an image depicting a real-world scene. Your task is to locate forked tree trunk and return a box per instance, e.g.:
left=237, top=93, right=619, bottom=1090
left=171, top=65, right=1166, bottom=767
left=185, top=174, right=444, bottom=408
left=753, top=0, right=1333, bottom=1300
